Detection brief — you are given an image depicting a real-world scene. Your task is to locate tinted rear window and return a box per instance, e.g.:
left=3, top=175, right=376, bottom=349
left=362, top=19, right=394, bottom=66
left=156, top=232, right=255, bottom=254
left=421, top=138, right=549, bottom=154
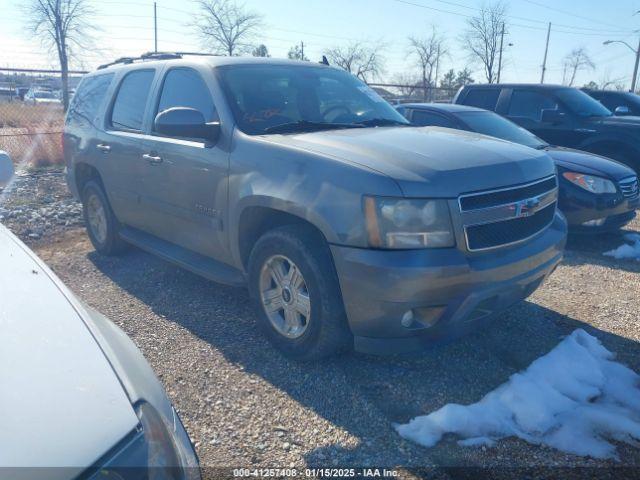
left=411, top=110, right=457, bottom=128
left=67, top=73, right=114, bottom=127
left=508, top=90, right=558, bottom=121
left=461, top=89, right=500, bottom=110
left=111, top=70, right=155, bottom=131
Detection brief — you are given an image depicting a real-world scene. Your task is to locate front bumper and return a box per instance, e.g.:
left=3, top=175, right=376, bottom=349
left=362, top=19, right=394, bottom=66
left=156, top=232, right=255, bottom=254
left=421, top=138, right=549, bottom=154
left=559, top=181, right=639, bottom=233
left=330, top=212, right=567, bottom=355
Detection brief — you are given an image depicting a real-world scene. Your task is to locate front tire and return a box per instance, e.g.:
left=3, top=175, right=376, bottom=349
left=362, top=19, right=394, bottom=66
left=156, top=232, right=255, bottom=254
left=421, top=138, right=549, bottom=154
left=248, top=225, right=352, bottom=360
left=82, top=180, right=126, bottom=255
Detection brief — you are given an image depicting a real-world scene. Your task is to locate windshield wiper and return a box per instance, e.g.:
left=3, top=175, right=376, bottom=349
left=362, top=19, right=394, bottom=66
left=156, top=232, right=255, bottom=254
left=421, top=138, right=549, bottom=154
left=263, top=120, right=364, bottom=134
left=354, top=118, right=410, bottom=127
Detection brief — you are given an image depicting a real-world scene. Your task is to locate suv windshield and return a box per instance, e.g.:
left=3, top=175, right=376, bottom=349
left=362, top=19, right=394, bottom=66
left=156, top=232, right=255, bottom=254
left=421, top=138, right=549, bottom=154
left=458, top=111, right=548, bottom=149
left=556, top=88, right=612, bottom=118
left=217, top=64, right=409, bottom=135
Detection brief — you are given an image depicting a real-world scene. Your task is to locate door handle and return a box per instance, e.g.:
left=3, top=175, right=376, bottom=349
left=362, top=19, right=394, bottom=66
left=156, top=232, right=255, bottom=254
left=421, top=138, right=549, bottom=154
left=142, top=153, right=163, bottom=165
left=96, top=144, right=111, bottom=153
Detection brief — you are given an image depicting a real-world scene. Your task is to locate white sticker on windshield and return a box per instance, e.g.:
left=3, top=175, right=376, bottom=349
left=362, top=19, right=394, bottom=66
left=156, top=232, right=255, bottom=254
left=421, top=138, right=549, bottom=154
left=358, top=85, right=385, bottom=103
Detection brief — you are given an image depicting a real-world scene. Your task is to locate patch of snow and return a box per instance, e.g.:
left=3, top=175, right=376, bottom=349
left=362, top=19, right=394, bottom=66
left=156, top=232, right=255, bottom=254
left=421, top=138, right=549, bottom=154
left=604, top=233, right=640, bottom=261
left=396, top=329, right=640, bottom=459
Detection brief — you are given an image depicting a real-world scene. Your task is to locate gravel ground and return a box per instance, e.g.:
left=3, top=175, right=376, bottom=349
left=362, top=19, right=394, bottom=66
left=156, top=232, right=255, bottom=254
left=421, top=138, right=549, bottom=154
left=2, top=170, right=640, bottom=478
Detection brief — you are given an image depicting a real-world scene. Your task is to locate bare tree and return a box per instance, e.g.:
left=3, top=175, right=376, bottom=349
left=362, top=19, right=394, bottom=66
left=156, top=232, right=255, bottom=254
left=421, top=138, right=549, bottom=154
left=391, top=73, right=422, bottom=98
left=461, top=1, right=507, bottom=84
left=24, top=0, right=95, bottom=111
left=408, top=26, right=448, bottom=100
left=194, top=0, right=263, bottom=56
left=324, top=41, right=386, bottom=82
left=562, top=47, right=595, bottom=86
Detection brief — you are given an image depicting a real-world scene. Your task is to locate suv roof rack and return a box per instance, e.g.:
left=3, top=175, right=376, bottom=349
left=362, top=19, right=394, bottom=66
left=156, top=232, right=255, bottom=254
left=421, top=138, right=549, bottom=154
left=97, top=51, right=220, bottom=70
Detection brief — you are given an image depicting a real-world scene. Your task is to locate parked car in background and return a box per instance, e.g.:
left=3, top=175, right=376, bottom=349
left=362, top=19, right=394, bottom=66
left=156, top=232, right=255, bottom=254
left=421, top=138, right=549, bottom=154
left=0, top=154, right=200, bottom=479
left=583, top=89, right=640, bottom=117
left=454, top=84, right=640, bottom=174
left=64, top=53, right=566, bottom=359
left=24, top=88, right=61, bottom=105
left=398, top=103, right=639, bottom=233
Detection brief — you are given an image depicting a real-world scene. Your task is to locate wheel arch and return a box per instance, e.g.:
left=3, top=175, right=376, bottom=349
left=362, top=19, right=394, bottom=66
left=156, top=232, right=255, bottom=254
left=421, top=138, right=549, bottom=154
left=234, top=198, right=336, bottom=271
left=75, top=162, right=105, bottom=196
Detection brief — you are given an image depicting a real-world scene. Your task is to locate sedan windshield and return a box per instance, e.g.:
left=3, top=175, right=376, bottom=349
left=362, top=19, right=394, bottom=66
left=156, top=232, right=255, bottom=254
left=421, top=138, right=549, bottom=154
left=457, top=111, right=548, bottom=149
left=34, top=91, right=55, bottom=99
left=556, top=88, right=612, bottom=118
left=217, top=64, right=409, bottom=135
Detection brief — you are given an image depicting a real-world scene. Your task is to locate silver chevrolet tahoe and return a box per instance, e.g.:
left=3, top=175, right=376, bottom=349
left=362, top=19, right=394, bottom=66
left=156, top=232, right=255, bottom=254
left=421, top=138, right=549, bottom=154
left=63, top=53, right=567, bottom=360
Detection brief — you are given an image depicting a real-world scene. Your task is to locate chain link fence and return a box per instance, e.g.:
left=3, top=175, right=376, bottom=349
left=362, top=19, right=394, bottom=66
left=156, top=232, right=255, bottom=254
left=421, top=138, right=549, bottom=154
left=0, top=68, right=85, bottom=168
left=367, top=83, right=459, bottom=105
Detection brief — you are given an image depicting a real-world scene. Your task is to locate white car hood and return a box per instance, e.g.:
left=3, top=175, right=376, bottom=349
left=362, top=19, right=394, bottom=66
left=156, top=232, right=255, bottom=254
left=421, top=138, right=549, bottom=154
left=0, top=225, right=138, bottom=475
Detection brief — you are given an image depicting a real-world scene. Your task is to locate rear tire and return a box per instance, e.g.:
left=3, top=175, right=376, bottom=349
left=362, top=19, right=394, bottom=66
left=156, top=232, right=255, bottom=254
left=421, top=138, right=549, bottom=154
left=82, top=180, right=127, bottom=255
left=248, top=225, right=352, bottom=360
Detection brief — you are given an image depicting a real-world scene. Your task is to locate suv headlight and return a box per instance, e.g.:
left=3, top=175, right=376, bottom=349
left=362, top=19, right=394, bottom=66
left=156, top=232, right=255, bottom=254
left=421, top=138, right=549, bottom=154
left=364, top=196, right=455, bottom=249
left=562, top=172, right=617, bottom=194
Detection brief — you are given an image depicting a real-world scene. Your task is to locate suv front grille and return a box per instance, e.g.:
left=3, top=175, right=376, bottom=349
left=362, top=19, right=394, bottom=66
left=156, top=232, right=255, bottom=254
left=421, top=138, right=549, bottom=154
left=459, top=176, right=557, bottom=211
left=459, top=175, right=558, bottom=252
left=466, top=204, right=556, bottom=251
left=619, top=176, right=639, bottom=201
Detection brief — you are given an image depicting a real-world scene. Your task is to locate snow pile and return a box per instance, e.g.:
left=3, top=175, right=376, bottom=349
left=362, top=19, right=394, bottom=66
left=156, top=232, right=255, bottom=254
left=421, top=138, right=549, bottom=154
left=604, top=233, right=640, bottom=261
left=396, top=329, right=640, bottom=459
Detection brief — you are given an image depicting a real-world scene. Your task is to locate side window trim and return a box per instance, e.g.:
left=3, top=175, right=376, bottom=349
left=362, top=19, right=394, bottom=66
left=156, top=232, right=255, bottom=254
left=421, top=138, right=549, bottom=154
left=106, top=68, right=157, bottom=134
left=153, top=66, right=218, bottom=136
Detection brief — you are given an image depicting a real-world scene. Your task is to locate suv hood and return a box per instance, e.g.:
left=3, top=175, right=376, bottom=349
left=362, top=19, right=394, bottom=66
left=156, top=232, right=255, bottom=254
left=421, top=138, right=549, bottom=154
left=0, top=225, right=138, bottom=475
left=545, top=146, right=636, bottom=180
left=265, top=126, right=555, bottom=197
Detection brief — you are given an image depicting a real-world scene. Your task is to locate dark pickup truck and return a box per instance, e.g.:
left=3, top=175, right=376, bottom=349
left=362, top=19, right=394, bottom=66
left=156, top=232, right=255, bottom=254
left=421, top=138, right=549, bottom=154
left=454, top=84, right=640, bottom=174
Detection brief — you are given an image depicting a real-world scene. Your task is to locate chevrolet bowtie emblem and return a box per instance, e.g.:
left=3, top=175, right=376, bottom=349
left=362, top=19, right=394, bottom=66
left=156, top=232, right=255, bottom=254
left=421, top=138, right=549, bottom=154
left=511, top=197, right=541, bottom=218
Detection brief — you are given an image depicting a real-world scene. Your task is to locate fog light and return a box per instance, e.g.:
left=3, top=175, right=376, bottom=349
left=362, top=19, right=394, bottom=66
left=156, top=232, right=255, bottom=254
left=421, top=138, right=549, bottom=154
left=401, top=307, right=445, bottom=329
left=582, top=218, right=606, bottom=227
left=401, top=311, right=414, bottom=327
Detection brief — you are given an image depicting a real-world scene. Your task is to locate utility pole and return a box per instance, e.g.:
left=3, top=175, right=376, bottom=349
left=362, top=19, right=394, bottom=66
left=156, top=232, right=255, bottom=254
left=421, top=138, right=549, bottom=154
left=433, top=44, right=441, bottom=102
left=154, top=2, right=158, bottom=53
left=541, top=22, right=551, bottom=84
left=497, top=22, right=505, bottom=83
left=632, top=37, right=640, bottom=93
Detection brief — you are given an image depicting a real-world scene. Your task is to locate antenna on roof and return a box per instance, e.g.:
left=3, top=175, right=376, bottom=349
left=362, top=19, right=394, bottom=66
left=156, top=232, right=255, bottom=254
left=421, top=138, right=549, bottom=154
left=320, top=56, right=329, bottom=66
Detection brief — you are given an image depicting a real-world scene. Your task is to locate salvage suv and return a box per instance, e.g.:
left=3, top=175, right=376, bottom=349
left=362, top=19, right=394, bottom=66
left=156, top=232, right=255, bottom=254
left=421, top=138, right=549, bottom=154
left=64, top=53, right=567, bottom=360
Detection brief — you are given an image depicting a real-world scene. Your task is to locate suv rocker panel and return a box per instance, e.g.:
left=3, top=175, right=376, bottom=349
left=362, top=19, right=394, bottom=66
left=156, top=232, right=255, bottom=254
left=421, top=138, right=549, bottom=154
left=119, top=226, right=245, bottom=287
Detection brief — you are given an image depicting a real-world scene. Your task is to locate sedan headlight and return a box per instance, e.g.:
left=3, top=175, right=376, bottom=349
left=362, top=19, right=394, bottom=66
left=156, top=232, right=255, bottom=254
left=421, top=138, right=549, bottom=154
left=364, top=196, right=455, bottom=249
left=562, top=172, right=617, bottom=194
left=92, top=403, right=199, bottom=480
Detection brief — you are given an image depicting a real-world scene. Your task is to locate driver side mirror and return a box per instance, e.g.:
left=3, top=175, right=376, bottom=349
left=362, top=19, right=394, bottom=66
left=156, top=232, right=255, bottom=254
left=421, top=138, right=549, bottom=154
left=614, top=105, right=631, bottom=116
left=0, top=151, right=14, bottom=189
left=541, top=109, right=565, bottom=125
left=154, top=107, right=220, bottom=144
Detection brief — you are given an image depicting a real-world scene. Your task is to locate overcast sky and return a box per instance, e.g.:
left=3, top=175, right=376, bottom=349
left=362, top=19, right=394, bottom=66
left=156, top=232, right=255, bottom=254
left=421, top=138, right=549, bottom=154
left=1, top=0, right=640, bottom=88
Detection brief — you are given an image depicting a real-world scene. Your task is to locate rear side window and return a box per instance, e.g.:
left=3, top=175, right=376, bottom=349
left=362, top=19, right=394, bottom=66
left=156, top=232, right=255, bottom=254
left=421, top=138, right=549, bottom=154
left=156, top=68, right=217, bottom=124
left=508, top=90, right=558, bottom=121
left=411, top=110, right=457, bottom=128
left=110, top=70, right=155, bottom=131
left=67, top=73, right=114, bottom=127
left=462, top=89, right=500, bottom=111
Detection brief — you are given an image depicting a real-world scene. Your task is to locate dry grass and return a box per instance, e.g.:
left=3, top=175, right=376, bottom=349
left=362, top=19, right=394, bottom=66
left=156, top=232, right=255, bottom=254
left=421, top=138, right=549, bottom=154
left=0, top=102, right=65, bottom=167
